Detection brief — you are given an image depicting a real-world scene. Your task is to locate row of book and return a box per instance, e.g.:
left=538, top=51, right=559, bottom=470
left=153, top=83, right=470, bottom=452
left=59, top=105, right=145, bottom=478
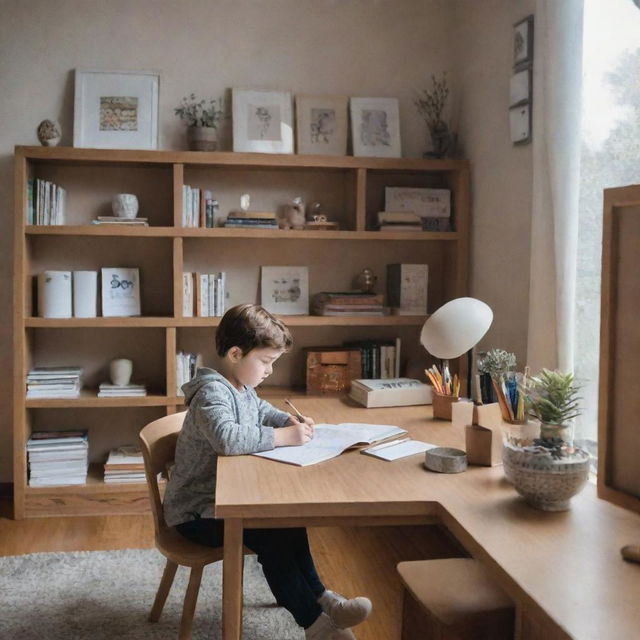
left=176, top=351, right=203, bottom=396
left=224, top=210, right=279, bottom=229
left=27, top=178, right=67, bottom=226
left=183, top=272, right=226, bottom=317
left=97, top=383, right=147, bottom=398
left=344, top=338, right=401, bottom=379
left=26, top=366, right=83, bottom=399
left=311, top=292, right=385, bottom=316
left=27, top=430, right=88, bottom=486
left=182, top=185, right=219, bottom=227
left=104, top=445, right=145, bottom=484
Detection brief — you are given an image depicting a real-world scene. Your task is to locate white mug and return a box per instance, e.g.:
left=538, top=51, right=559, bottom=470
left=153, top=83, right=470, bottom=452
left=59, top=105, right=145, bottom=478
left=110, top=358, right=133, bottom=386
left=112, top=194, right=139, bottom=219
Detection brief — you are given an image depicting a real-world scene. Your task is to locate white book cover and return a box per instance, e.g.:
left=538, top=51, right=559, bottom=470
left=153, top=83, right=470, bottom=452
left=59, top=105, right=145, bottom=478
left=199, top=274, right=210, bottom=317
left=106, top=445, right=144, bottom=465
left=387, top=264, right=428, bottom=315
left=37, top=271, right=72, bottom=318
left=183, top=272, right=194, bottom=317
left=101, top=268, right=141, bottom=317
left=73, top=270, right=98, bottom=318
left=208, top=273, right=216, bottom=316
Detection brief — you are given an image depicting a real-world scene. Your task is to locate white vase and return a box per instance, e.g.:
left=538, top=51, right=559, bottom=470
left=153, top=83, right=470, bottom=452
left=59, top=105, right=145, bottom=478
left=110, top=358, right=133, bottom=386
left=112, top=194, right=139, bottom=219
left=187, top=126, right=217, bottom=151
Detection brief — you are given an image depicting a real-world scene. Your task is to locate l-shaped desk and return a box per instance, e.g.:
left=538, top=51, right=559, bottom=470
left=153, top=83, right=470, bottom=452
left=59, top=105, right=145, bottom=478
left=215, top=396, right=640, bottom=639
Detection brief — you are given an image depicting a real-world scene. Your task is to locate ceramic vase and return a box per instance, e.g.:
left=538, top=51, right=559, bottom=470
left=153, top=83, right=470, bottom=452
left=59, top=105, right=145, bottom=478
left=187, top=126, right=217, bottom=151
left=112, top=194, right=139, bottom=219
left=110, top=358, right=133, bottom=386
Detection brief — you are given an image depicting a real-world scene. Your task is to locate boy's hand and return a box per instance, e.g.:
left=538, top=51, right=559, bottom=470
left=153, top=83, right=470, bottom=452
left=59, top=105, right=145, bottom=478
left=274, top=418, right=314, bottom=446
left=285, top=414, right=315, bottom=428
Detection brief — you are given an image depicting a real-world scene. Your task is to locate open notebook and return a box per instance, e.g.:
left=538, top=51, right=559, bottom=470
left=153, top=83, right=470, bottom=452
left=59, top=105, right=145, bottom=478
left=252, top=423, right=407, bottom=466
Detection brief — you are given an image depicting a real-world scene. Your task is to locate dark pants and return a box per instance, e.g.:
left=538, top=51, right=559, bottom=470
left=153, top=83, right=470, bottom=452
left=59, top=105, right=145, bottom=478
left=176, top=517, right=325, bottom=629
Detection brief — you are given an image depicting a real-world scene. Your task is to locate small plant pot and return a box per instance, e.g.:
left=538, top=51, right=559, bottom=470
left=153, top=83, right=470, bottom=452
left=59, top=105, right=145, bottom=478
left=431, top=391, right=459, bottom=421
left=187, top=126, right=217, bottom=151
left=502, top=443, right=590, bottom=511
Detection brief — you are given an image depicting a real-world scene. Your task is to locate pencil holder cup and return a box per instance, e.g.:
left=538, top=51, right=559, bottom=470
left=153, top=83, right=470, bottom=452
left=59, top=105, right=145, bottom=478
left=431, top=391, right=459, bottom=421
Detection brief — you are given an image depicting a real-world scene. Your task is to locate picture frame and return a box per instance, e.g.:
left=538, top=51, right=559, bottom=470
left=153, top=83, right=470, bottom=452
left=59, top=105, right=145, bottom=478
left=260, top=266, right=309, bottom=315
left=232, top=88, right=294, bottom=154
left=385, top=186, right=451, bottom=231
left=295, top=94, right=348, bottom=156
left=350, top=97, right=401, bottom=158
left=513, top=15, right=534, bottom=68
left=509, top=104, right=531, bottom=145
left=73, top=69, right=159, bottom=149
left=509, top=69, right=531, bottom=107
left=101, top=267, right=141, bottom=317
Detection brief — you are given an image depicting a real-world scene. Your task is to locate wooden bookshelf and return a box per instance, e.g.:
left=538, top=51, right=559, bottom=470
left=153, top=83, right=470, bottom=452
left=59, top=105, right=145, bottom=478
left=13, top=145, right=470, bottom=518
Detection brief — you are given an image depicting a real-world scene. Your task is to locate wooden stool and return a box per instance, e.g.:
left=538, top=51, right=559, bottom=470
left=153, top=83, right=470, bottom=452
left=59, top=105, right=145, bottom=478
left=397, top=558, right=515, bottom=640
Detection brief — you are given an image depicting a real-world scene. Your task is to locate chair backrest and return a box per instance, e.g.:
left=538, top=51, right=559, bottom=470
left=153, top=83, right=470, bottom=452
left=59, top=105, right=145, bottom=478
left=139, top=411, right=186, bottom=536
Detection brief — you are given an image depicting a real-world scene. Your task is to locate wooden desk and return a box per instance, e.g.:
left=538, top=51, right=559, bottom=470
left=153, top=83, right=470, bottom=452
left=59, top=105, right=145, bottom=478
left=215, top=396, right=640, bottom=640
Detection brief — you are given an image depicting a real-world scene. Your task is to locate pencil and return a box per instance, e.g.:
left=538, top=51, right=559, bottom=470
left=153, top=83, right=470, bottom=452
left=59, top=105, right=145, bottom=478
left=285, top=398, right=305, bottom=422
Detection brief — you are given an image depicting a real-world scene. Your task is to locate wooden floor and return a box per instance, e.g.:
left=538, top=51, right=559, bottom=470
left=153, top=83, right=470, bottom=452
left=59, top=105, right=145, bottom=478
left=0, top=497, right=466, bottom=639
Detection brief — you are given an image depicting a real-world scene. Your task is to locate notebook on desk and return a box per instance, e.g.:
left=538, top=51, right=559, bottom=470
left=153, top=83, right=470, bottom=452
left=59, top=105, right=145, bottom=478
left=252, top=423, right=407, bottom=466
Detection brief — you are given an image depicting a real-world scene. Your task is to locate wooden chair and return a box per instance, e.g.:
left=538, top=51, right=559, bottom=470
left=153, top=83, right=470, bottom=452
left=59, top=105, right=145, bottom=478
left=397, top=558, right=515, bottom=640
left=139, top=411, right=225, bottom=640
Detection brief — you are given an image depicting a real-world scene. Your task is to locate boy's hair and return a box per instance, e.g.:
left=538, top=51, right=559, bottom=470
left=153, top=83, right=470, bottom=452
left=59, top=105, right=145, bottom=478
left=216, top=304, right=293, bottom=357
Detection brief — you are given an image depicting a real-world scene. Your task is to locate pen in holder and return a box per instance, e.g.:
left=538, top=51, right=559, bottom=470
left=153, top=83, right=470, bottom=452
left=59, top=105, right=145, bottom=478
left=425, top=364, right=459, bottom=421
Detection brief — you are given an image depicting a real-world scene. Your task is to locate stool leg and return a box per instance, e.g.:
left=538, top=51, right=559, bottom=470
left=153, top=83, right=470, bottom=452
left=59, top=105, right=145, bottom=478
left=149, top=559, right=178, bottom=622
left=179, top=565, right=204, bottom=640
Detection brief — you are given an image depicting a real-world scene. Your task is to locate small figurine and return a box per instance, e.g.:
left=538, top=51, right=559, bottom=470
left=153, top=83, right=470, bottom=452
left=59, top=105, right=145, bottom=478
left=37, top=120, right=61, bottom=147
left=282, top=196, right=306, bottom=230
left=240, top=193, right=251, bottom=212
left=355, top=267, right=377, bottom=293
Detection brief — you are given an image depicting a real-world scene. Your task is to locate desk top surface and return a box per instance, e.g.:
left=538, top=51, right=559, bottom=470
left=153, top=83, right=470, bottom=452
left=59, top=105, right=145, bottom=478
left=215, top=395, right=640, bottom=640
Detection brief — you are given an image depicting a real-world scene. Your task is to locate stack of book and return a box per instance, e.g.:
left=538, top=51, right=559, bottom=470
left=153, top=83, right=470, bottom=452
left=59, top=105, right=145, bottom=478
left=344, top=338, right=400, bottom=379
left=377, top=211, right=423, bottom=232
left=92, top=216, right=149, bottom=226
left=183, top=272, right=226, bottom=317
left=97, top=383, right=147, bottom=397
left=27, top=178, right=67, bottom=225
left=26, top=366, right=83, bottom=398
left=182, top=185, right=219, bottom=227
left=103, top=445, right=146, bottom=484
left=176, top=351, right=203, bottom=395
left=224, top=211, right=279, bottom=229
left=311, top=292, right=385, bottom=316
left=27, top=429, right=89, bottom=486
left=349, top=378, right=432, bottom=408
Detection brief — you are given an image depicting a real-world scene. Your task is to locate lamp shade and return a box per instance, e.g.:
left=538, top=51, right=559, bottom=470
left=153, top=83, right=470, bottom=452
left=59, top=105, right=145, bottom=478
left=420, top=297, right=493, bottom=359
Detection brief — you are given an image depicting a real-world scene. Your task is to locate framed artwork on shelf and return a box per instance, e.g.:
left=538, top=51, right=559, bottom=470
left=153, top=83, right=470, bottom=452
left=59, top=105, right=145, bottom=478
left=73, top=69, right=159, bottom=149
left=513, top=15, right=534, bottom=68
left=232, top=88, right=294, bottom=154
left=509, top=69, right=531, bottom=107
left=295, top=94, right=348, bottom=155
left=509, top=104, right=531, bottom=144
left=350, top=97, right=401, bottom=158
left=101, top=267, right=141, bottom=317
left=260, top=266, right=309, bottom=315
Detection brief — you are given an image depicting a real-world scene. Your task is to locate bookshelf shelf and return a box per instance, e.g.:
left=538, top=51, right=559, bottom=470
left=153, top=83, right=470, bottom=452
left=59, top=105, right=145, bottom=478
left=13, top=145, right=470, bottom=518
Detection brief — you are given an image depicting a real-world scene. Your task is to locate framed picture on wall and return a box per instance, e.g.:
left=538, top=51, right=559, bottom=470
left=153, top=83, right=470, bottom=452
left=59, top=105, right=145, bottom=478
left=260, top=266, right=309, bottom=315
left=509, top=69, right=531, bottom=107
left=73, top=69, right=159, bottom=149
left=295, top=94, right=348, bottom=155
left=350, top=97, right=401, bottom=158
left=513, top=15, right=534, bottom=68
left=232, top=88, right=294, bottom=154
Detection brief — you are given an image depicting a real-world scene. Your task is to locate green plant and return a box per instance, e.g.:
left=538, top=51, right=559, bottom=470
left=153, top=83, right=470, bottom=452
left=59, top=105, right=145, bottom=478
left=478, top=348, right=516, bottom=381
left=174, top=94, right=225, bottom=128
left=525, top=369, right=581, bottom=426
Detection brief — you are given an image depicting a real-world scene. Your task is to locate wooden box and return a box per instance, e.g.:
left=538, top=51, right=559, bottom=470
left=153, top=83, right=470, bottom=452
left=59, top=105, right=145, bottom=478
left=306, top=347, right=362, bottom=394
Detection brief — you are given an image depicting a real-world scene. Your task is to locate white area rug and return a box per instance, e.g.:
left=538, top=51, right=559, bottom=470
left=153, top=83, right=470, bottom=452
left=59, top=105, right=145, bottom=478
left=0, top=548, right=301, bottom=639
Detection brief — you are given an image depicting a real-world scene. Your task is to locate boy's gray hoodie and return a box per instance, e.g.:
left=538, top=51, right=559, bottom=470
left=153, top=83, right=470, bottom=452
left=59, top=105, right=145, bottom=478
left=163, top=368, right=289, bottom=527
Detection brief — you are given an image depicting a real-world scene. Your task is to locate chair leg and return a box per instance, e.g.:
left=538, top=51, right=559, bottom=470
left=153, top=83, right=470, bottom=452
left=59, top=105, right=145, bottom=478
left=149, top=559, right=179, bottom=622
left=179, top=565, right=204, bottom=640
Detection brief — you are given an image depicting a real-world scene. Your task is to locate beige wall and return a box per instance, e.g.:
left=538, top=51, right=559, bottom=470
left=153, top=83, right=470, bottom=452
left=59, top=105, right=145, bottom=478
left=0, top=0, right=534, bottom=482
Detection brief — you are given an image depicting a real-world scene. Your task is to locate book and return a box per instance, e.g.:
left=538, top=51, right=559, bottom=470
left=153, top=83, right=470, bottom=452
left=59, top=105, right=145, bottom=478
left=361, top=438, right=437, bottom=461
left=73, top=270, right=98, bottom=318
left=252, top=422, right=407, bottom=466
left=313, top=292, right=384, bottom=306
left=37, top=270, right=72, bottom=318
left=101, top=268, right=141, bottom=317
left=349, top=378, right=432, bottom=408
left=386, top=264, right=428, bottom=315
left=377, top=211, right=422, bottom=225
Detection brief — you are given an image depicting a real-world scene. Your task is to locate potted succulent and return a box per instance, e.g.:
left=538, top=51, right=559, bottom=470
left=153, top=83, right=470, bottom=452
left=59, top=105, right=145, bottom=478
left=414, top=73, right=456, bottom=158
left=502, top=369, right=590, bottom=511
left=174, top=94, right=225, bottom=151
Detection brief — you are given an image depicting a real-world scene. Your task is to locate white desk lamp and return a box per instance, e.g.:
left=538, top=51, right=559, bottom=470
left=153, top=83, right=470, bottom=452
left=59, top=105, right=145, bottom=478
left=420, top=297, right=493, bottom=398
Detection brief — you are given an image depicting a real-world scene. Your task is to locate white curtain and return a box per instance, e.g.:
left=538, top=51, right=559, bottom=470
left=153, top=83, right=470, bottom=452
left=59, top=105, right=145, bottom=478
left=526, top=0, right=584, bottom=373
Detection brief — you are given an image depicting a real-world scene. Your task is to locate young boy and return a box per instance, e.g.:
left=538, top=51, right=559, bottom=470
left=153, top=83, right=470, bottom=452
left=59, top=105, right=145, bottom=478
left=164, top=303, right=372, bottom=639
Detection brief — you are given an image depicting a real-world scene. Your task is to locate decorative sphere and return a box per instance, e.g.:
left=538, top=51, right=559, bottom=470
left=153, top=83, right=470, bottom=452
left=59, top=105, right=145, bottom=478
left=37, top=120, right=61, bottom=147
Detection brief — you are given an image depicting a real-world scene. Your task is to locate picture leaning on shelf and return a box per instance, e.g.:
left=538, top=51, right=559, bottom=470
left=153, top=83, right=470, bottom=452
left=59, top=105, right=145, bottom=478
left=384, top=186, right=452, bottom=232
left=101, top=268, right=141, bottom=317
